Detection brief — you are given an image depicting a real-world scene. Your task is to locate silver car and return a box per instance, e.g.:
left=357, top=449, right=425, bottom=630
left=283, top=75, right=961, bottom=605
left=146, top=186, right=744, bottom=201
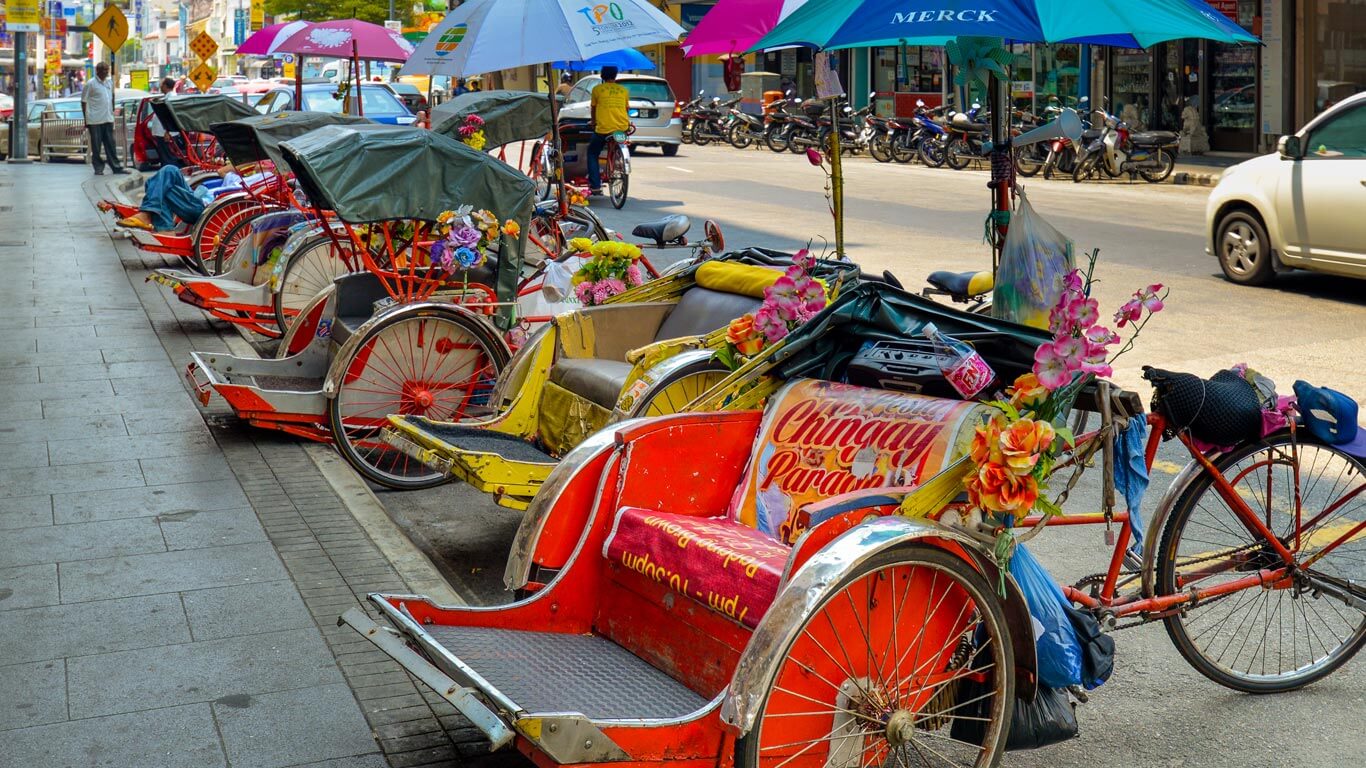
left=559, top=74, right=681, bottom=156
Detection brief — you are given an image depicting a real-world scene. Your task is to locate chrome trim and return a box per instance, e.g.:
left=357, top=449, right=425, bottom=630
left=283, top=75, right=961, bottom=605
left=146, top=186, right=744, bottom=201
left=722, top=517, right=1009, bottom=733
left=513, top=714, right=629, bottom=762
left=504, top=428, right=622, bottom=590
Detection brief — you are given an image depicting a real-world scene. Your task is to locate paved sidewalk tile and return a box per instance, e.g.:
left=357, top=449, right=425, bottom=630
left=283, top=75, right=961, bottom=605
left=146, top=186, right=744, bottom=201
left=0, top=705, right=228, bottom=768
left=0, top=660, right=67, bottom=730
left=0, top=564, right=60, bottom=611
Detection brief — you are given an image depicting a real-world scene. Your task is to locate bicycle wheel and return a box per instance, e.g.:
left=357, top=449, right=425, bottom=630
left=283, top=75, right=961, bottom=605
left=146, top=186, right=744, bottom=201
left=738, top=546, right=1014, bottom=768
left=607, top=142, right=629, bottom=210
left=190, top=195, right=262, bottom=275
left=1156, top=433, right=1366, bottom=693
left=273, top=236, right=352, bottom=333
left=329, top=307, right=511, bottom=490
left=208, top=213, right=259, bottom=277
left=622, top=356, right=730, bottom=418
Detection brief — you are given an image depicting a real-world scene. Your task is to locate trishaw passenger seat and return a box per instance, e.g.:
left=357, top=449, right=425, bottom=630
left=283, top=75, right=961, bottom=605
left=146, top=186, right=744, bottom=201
left=550, top=359, right=636, bottom=409
left=653, top=288, right=762, bottom=340
left=926, top=270, right=994, bottom=299
left=631, top=214, right=691, bottom=246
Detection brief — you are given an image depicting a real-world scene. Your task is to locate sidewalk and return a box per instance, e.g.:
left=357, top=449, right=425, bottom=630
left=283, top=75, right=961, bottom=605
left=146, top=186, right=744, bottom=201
left=0, top=163, right=481, bottom=768
left=1170, top=150, right=1253, bottom=187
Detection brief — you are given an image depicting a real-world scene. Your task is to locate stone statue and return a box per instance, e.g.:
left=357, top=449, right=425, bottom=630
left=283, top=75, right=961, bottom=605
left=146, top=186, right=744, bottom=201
left=1180, top=104, right=1209, bottom=155
left=1120, top=103, right=1143, bottom=131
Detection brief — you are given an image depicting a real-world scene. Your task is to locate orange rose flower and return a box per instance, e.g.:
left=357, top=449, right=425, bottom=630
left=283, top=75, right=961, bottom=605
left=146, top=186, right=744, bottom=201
left=998, top=418, right=1056, bottom=476
left=502, top=220, right=521, bottom=238
left=727, top=315, right=764, bottom=355
left=969, top=416, right=1005, bottom=467
left=1006, top=372, right=1049, bottom=410
left=967, top=463, right=1039, bottom=515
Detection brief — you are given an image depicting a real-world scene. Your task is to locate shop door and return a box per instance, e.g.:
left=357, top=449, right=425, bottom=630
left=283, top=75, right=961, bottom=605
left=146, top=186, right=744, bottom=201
left=1209, top=42, right=1258, bottom=152
left=1157, top=40, right=1202, bottom=132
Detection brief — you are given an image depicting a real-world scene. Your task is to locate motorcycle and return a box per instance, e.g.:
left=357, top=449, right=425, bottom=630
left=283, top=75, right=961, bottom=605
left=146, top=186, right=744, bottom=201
left=763, top=96, right=798, bottom=153
left=943, top=102, right=990, bottom=170
left=1072, top=107, right=1179, bottom=184
left=677, top=91, right=708, bottom=145
left=726, top=103, right=767, bottom=150
left=902, top=101, right=949, bottom=166
left=815, top=99, right=867, bottom=155
left=781, top=98, right=825, bottom=154
left=689, top=96, right=740, bottom=146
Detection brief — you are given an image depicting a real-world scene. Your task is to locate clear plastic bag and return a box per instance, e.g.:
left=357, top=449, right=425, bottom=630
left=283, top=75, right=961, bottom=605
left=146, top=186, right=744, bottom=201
left=1009, top=543, right=1083, bottom=689
left=992, top=190, right=1074, bottom=329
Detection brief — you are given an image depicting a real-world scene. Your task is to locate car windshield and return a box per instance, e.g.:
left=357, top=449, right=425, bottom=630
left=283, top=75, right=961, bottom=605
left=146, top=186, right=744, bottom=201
left=345, top=87, right=406, bottom=115
left=623, top=80, right=673, bottom=103
left=52, top=103, right=83, bottom=118
left=392, top=83, right=420, bottom=95
left=302, top=89, right=344, bottom=113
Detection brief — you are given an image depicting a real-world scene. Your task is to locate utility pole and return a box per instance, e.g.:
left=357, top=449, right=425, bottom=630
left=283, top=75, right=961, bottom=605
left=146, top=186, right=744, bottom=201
left=9, top=32, right=32, bottom=163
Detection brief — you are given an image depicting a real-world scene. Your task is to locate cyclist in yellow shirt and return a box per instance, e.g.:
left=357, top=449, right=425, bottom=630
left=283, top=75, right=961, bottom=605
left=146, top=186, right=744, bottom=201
left=588, top=66, right=630, bottom=195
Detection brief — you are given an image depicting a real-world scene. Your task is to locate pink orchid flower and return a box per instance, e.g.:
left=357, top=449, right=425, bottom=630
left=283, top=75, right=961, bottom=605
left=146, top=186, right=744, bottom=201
left=1052, top=336, right=1088, bottom=370
left=1114, top=299, right=1144, bottom=328
left=1033, top=342, right=1072, bottom=390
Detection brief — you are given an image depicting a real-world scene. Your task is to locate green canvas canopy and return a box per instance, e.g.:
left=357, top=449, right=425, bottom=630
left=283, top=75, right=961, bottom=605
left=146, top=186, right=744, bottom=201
left=212, top=111, right=373, bottom=169
left=154, top=95, right=258, bottom=135
left=430, top=90, right=553, bottom=150
left=279, top=124, right=537, bottom=307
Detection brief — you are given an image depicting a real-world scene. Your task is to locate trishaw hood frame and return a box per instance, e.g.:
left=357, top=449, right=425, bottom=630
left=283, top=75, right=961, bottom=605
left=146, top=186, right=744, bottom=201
left=430, top=90, right=555, bottom=150
left=211, top=111, right=373, bottom=169
left=279, top=124, right=536, bottom=306
left=152, top=94, right=258, bottom=134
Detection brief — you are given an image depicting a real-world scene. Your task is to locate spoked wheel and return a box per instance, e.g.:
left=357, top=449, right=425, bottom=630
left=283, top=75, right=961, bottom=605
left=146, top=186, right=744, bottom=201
left=869, top=134, right=893, bottom=163
left=329, top=308, right=511, bottom=490
left=918, top=137, right=946, bottom=167
left=766, top=125, right=790, bottom=153
left=1156, top=433, right=1366, bottom=693
left=273, top=236, right=353, bottom=333
left=190, top=196, right=265, bottom=275
left=607, top=142, right=629, bottom=210
left=740, top=546, right=1014, bottom=768
left=1139, top=149, right=1176, bottom=183
left=1013, top=145, right=1044, bottom=177
left=944, top=138, right=972, bottom=170
left=730, top=123, right=755, bottom=150
left=890, top=134, right=917, bottom=164
left=1071, top=154, right=1099, bottom=183
left=623, top=356, right=730, bottom=418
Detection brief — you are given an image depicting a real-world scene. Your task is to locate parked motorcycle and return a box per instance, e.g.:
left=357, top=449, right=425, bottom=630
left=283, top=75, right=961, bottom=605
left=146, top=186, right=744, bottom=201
left=1072, top=107, right=1179, bottom=183
left=764, top=96, right=800, bottom=153
left=903, top=102, right=949, bottom=166
left=727, top=104, right=767, bottom=149
left=689, top=96, right=740, bottom=146
left=678, top=91, right=708, bottom=145
left=943, top=103, right=990, bottom=170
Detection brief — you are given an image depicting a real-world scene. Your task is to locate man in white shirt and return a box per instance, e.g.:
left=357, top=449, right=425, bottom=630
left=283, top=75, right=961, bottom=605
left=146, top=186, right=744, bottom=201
left=148, top=77, right=183, bottom=168
left=81, top=62, right=127, bottom=175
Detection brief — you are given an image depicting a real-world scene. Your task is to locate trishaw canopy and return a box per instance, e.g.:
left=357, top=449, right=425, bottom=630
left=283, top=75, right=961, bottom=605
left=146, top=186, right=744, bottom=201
left=279, top=124, right=536, bottom=305
left=429, top=90, right=554, bottom=150
left=211, top=111, right=372, bottom=169
left=153, top=95, right=258, bottom=134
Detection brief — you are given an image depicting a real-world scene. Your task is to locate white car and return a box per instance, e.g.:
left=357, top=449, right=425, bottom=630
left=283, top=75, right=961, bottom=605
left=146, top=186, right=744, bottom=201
left=559, top=74, right=682, bottom=156
left=1206, top=91, right=1366, bottom=285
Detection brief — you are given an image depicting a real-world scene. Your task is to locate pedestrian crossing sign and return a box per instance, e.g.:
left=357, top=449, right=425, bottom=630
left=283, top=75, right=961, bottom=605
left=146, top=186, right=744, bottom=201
left=92, top=5, right=128, bottom=52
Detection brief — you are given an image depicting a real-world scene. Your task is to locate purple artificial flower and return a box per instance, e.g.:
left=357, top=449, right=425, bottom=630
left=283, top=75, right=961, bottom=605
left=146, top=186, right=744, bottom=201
left=450, top=224, right=483, bottom=248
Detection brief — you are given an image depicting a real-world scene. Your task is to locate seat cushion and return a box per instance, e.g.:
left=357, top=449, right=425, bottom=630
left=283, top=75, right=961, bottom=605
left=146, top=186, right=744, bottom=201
left=549, top=358, right=634, bottom=410
left=654, top=287, right=762, bottom=341
left=604, top=508, right=788, bottom=628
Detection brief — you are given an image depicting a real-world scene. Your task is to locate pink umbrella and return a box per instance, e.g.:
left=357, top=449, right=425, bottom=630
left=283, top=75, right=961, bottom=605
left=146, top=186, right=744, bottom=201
left=682, top=0, right=810, bottom=57
left=274, top=19, right=415, bottom=61
left=235, top=20, right=314, bottom=56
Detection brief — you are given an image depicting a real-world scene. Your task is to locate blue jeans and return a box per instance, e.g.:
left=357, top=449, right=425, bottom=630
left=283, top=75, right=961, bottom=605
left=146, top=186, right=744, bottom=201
left=140, top=165, right=205, bottom=231
left=587, top=132, right=609, bottom=191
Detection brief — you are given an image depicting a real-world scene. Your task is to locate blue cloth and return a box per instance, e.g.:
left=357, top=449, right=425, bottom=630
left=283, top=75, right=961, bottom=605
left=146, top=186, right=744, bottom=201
left=140, top=165, right=206, bottom=231
left=586, top=132, right=608, bottom=191
left=1112, top=415, right=1150, bottom=553
left=553, top=49, right=655, bottom=72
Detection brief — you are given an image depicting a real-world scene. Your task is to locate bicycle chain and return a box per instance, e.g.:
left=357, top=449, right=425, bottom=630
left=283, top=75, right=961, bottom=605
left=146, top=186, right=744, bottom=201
left=1073, top=542, right=1260, bottom=632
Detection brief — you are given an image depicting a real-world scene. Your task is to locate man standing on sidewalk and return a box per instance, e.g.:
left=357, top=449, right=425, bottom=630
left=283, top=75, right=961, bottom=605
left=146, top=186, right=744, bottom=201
left=81, top=62, right=127, bottom=176
left=587, top=65, right=629, bottom=196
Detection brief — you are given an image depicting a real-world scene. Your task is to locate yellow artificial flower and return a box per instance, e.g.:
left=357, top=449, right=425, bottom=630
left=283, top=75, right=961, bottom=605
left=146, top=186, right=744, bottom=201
left=568, top=237, right=595, bottom=254
left=502, top=220, right=521, bottom=238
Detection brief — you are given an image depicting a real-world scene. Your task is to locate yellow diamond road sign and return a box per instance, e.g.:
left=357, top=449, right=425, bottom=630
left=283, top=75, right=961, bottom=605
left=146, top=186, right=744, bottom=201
left=190, top=31, right=219, bottom=62
left=188, top=62, right=217, bottom=94
left=92, top=5, right=129, bottom=52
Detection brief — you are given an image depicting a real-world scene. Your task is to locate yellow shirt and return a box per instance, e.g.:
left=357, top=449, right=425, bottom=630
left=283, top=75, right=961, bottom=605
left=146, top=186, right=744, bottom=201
left=591, top=82, right=631, bottom=135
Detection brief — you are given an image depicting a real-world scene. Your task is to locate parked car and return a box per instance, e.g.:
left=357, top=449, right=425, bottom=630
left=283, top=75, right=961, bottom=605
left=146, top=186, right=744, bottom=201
left=558, top=73, right=682, bottom=156
left=254, top=82, right=416, bottom=125
left=389, top=81, right=429, bottom=114
left=1206, top=91, right=1366, bottom=285
left=0, top=92, right=13, bottom=120
left=1, top=91, right=149, bottom=161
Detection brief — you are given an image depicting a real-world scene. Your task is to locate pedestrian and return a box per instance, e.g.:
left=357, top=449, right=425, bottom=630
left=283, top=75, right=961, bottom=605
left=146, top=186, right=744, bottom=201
left=81, top=62, right=127, bottom=176
left=454, top=78, right=469, bottom=96
left=149, top=77, right=183, bottom=168
left=586, top=65, right=629, bottom=196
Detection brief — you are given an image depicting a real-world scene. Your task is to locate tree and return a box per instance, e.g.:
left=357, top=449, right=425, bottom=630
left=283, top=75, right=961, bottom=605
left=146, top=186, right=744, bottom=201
left=265, top=0, right=413, bottom=26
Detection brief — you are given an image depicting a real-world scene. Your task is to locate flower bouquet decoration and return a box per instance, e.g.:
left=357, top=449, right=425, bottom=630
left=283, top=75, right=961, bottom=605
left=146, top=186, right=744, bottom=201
left=963, top=253, right=1168, bottom=541
left=716, top=249, right=827, bottom=371
left=428, top=206, right=520, bottom=277
left=453, top=114, right=488, bottom=151
left=569, top=238, right=647, bottom=305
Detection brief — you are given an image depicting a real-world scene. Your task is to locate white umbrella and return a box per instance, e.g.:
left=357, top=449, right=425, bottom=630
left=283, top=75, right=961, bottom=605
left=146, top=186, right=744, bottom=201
left=402, top=0, right=685, bottom=77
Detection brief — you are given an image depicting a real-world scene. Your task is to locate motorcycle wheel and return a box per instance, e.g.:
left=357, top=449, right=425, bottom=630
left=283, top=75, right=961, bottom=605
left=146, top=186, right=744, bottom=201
left=728, top=123, right=753, bottom=150
left=1072, top=153, right=1098, bottom=183
left=1014, top=145, right=1044, bottom=177
left=1140, top=149, right=1177, bottom=183
left=869, top=133, right=893, bottom=163
left=1056, top=147, right=1076, bottom=175
left=680, top=120, right=693, bottom=144
left=945, top=137, right=971, bottom=170
left=765, top=125, right=789, bottom=153
left=690, top=121, right=711, bottom=147
left=788, top=129, right=809, bottom=153
left=918, top=137, right=946, bottom=167
left=890, top=134, right=917, bottom=164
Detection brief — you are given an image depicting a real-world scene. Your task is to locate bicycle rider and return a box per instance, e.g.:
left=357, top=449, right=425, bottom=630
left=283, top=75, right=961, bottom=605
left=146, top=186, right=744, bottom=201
left=587, top=65, right=629, bottom=197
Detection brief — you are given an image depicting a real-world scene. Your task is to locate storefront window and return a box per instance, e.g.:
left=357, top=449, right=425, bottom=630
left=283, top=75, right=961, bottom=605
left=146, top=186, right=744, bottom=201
left=1009, top=44, right=1034, bottom=112
left=1308, top=0, right=1366, bottom=115
left=1036, top=45, right=1080, bottom=111
left=870, top=46, right=942, bottom=115
left=1208, top=0, right=1259, bottom=151
left=1111, top=48, right=1152, bottom=129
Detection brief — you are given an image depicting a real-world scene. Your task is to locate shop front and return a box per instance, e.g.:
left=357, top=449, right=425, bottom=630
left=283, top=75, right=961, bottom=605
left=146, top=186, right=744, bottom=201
left=1293, top=0, right=1366, bottom=127
left=867, top=45, right=944, bottom=115
left=1006, top=43, right=1084, bottom=114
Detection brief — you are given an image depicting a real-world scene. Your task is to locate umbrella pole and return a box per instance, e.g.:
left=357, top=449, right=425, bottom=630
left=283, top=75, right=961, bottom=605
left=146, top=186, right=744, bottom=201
left=546, top=62, right=568, bottom=216
left=828, top=96, right=845, bottom=260
left=353, top=42, right=364, bottom=118
left=295, top=57, right=302, bottom=110
left=988, top=72, right=1010, bottom=273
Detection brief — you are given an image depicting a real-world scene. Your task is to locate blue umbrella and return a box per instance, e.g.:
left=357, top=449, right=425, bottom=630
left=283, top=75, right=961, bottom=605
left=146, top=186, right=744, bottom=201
left=753, top=0, right=1258, bottom=51
left=553, top=48, right=656, bottom=72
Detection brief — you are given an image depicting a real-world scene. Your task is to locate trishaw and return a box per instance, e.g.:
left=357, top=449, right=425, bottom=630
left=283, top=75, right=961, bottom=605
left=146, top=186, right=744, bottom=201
left=144, top=111, right=372, bottom=338
left=382, top=249, right=863, bottom=508
left=187, top=124, right=538, bottom=488
left=99, top=95, right=274, bottom=275
left=343, top=281, right=1366, bottom=767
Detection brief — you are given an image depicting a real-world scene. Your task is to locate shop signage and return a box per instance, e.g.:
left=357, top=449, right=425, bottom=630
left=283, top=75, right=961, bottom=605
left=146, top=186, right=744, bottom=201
left=129, top=69, right=149, bottom=90
left=233, top=8, right=245, bottom=45
left=6, top=0, right=42, bottom=32
left=678, top=3, right=709, bottom=31
left=1210, top=0, right=1239, bottom=22
left=249, top=0, right=263, bottom=30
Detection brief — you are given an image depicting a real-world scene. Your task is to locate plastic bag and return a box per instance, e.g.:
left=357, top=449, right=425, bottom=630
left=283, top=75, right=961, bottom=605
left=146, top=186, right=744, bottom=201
left=1063, top=602, right=1115, bottom=690
left=1009, top=543, right=1083, bottom=689
left=992, top=190, right=1073, bottom=329
left=950, top=681, right=1079, bottom=751
left=541, top=257, right=581, bottom=303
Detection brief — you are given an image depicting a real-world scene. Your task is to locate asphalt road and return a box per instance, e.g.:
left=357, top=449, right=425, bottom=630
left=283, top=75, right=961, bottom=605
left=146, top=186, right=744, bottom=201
left=380, top=143, right=1366, bottom=768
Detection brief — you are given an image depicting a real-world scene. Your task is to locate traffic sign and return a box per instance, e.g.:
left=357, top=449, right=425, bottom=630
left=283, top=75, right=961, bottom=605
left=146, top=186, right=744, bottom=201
left=91, top=4, right=128, bottom=51
left=188, top=61, right=216, bottom=93
left=189, top=30, right=218, bottom=61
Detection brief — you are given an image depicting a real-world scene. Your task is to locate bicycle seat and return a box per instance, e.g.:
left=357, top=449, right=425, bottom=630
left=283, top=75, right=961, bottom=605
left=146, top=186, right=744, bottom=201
left=926, top=270, right=993, bottom=299
left=1143, top=367, right=1264, bottom=445
left=632, top=215, right=691, bottom=246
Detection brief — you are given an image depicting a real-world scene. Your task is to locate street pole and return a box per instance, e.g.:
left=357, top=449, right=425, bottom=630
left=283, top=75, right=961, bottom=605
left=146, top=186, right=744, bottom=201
left=9, top=32, right=32, bottom=163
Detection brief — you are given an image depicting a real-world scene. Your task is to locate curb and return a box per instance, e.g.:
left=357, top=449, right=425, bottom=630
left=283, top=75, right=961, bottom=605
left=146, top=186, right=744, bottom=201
left=1171, top=170, right=1219, bottom=187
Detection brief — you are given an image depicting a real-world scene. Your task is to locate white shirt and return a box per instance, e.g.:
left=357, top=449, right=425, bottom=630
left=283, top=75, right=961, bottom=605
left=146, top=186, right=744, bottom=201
left=82, top=77, right=115, bottom=125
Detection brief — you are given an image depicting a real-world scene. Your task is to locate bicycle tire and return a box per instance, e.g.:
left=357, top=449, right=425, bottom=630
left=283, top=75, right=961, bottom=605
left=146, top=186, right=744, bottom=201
left=1155, top=432, right=1366, bottom=693
left=608, top=142, right=628, bottom=209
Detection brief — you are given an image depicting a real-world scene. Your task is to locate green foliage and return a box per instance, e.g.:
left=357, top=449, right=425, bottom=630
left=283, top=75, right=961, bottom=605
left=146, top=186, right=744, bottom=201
left=265, top=0, right=412, bottom=26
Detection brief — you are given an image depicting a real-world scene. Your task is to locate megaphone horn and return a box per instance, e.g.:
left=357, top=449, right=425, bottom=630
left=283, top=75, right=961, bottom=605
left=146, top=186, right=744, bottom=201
left=1015, top=108, right=1083, bottom=147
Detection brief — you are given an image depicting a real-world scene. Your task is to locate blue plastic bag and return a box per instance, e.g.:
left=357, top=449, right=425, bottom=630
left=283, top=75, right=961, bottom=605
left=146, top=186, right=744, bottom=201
left=1009, top=543, right=1083, bottom=689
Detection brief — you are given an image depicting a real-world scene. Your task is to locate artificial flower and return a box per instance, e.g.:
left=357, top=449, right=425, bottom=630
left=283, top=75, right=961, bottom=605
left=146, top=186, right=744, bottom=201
left=454, top=246, right=482, bottom=268
left=436, top=210, right=457, bottom=226
left=998, top=418, right=1056, bottom=476
left=568, top=237, right=595, bottom=254
left=502, top=220, right=520, bottom=238
left=625, top=262, right=644, bottom=286
left=969, top=416, right=1005, bottom=467
left=1005, top=372, right=1049, bottom=410
left=1113, top=298, right=1143, bottom=328
left=1032, top=341, right=1072, bottom=390
left=449, top=224, right=483, bottom=248
left=806, top=148, right=824, bottom=166
left=966, top=462, right=1039, bottom=515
